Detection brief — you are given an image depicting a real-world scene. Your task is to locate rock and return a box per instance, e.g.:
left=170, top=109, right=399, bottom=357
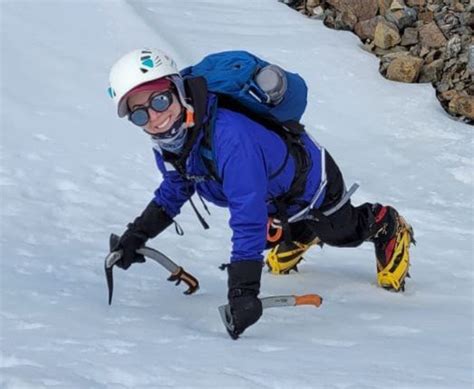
left=427, top=3, right=441, bottom=12
left=354, top=16, right=384, bottom=41
left=326, top=0, right=378, bottom=21
left=460, top=69, right=470, bottom=80
left=306, top=0, right=321, bottom=8
left=418, top=10, right=434, bottom=23
left=419, top=46, right=430, bottom=57
left=449, top=95, right=474, bottom=120
left=386, top=55, right=423, bottom=82
left=468, top=45, right=474, bottom=74
left=424, top=48, right=443, bottom=64
left=419, top=58, right=444, bottom=82
left=459, top=11, right=474, bottom=29
left=374, top=45, right=408, bottom=56
left=401, top=27, right=419, bottom=46
left=437, top=12, right=460, bottom=36
left=362, top=40, right=376, bottom=53
left=439, top=89, right=458, bottom=102
left=409, top=42, right=422, bottom=56
left=374, top=20, right=401, bottom=49
left=334, top=10, right=358, bottom=30
left=390, top=0, right=405, bottom=11
left=378, top=0, right=393, bottom=16
left=451, top=0, right=465, bottom=13
left=405, top=0, right=425, bottom=7
left=419, top=22, right=448, bottom=48
left=436, top=80, right=451, bottom=92
left=311, top=6, right=325, bottom=19
left=454, top=82, right=465, bottom=91
left=323, top=14, right=336, bottom=28
left=445, top=36, right=462, bottom=58
left=379, top=51, right=409, bottom=73
left=386, top=7, right=418, bottom=29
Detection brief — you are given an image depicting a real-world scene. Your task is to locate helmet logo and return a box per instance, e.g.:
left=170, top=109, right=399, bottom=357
left=107, top=87, right=116, bottom=98
left=140, top=50, right=162, bottom=74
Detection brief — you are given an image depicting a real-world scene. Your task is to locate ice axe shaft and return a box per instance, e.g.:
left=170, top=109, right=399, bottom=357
left=105, top=234, right=199, bottom=305
left=261, top=294, right=323, bottom=309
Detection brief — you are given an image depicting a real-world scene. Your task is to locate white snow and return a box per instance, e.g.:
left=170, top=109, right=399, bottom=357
left=1, top=0, right=472, bottom=388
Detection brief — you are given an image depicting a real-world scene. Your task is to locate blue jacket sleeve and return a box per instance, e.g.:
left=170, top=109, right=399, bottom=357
left=152, top=149, right=195, bottom=218
left=216, top=126, right=268, bottom=262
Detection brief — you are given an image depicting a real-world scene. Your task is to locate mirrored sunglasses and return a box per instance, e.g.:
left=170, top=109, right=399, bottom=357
left=128, top=91, right=173, bottom=127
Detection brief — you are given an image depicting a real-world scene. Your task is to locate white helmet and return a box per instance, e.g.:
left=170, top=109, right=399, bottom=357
left=108, top=48, right=192, bottom=118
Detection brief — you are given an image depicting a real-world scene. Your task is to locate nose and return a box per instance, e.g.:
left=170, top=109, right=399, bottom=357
left=148, top=107, right=164, bottom=122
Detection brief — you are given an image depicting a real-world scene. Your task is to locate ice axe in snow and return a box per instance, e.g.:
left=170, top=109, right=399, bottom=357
left=218, top=293, right=323, bottom=340
left=104, top=233, right=199, bottom=305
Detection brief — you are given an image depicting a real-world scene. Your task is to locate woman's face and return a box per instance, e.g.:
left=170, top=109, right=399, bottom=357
left=127, top=89, right=182, bottom=135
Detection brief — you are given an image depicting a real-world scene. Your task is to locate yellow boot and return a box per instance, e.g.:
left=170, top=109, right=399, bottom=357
left=372, top=206, right=415, bottom=292
left=266, top=238, right=320, bottom=274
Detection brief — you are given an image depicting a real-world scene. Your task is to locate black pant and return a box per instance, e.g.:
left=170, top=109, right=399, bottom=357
left=288, top=152, right=376, bottom=248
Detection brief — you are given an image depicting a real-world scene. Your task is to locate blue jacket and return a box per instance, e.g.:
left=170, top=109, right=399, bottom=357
left=152, top=94, right=325, bottom=262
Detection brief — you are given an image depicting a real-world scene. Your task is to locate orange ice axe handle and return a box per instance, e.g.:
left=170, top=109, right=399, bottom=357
left=261, top=294, right=323, bottom=309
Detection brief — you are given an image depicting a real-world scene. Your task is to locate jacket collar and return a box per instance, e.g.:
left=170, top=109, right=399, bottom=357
left=162, top=76, right=209, bottom=169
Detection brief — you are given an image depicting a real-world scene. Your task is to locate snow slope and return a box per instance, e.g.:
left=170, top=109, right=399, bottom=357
left=1, top=1, right=472, bottom=388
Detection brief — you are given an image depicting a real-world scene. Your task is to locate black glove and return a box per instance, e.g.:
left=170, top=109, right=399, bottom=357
left=227, top=261, right=263, bottom=338
left=114, top=201, right=173, bottom=270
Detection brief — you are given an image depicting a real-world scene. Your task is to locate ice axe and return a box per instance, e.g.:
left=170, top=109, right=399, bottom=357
left=218, top=293, right=323, bottom=339
left=104, top=233, right=199, bottom=305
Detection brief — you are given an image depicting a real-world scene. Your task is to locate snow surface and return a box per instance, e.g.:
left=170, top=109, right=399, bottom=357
left=1, top=0, right=473, bottom=388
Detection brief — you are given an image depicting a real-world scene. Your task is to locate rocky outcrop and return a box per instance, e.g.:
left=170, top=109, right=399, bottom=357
left=281, top=0, right=473, bottom=123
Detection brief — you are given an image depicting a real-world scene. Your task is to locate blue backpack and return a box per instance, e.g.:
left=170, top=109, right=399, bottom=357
left=180, top=50, right=308, bottom=125
left=181, top=51, right=312, bottom=242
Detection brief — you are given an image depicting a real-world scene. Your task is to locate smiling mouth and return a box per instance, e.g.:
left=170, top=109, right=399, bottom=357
left=157, top=117, right=171, bottom=129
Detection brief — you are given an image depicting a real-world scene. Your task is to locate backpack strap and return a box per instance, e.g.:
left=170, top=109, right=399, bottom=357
left=199, top=100, right=222, bottom=184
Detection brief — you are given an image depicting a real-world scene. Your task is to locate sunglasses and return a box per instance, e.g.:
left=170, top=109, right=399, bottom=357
left=128, top=91, right=174, bottom=127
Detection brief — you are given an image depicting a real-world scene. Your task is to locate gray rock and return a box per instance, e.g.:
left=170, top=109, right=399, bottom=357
left=419, top=58, right=444, bottom=82
left=468, top=45, right=474, bottom=75
left=454, top=82, right=465, bottom=91
left=409, top=42, right=422, bottom=56
left=334, top=10, right=358, bottom=30
left=445, top=36, right=462, bottom=58
left=437, top=80, right=450, bottom=92
left=386, top=7, right=418, bottom=29
left=425, top=48, right=444, bottom=64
